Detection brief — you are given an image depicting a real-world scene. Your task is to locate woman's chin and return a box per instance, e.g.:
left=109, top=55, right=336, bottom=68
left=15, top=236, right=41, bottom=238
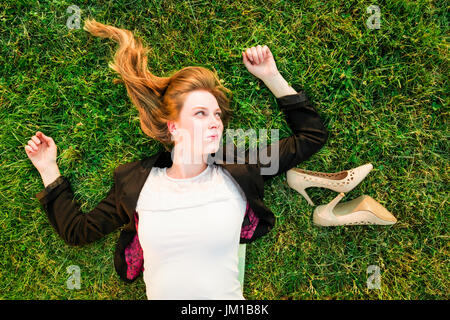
left=203, top=143, right=220, bottom=155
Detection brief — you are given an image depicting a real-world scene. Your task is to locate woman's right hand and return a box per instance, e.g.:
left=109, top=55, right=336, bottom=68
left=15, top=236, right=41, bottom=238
left=242, top=45, right=280, bottom=82
left=25, top=131, right=58, bottom=174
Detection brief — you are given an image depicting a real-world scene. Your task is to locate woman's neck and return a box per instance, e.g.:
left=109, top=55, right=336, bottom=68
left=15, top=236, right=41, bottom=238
left=167, top=144, right=211, bottom=179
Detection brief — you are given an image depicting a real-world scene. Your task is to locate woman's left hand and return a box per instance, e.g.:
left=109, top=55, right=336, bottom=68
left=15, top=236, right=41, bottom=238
left=242, top=45, right=279, bottom=82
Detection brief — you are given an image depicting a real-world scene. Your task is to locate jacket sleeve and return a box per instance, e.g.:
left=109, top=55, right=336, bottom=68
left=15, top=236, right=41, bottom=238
left=35, top=171, right=129, bottom=246
left=258, top=88, right=328, bottom=182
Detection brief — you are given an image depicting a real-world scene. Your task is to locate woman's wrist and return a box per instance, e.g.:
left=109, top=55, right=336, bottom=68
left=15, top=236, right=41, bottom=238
left=39, top=164, right=61, bottom=188
left=261, top=72, right=298, bottom=98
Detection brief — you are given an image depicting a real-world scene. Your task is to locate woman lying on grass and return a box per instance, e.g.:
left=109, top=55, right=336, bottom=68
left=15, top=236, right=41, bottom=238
left=24, top=19, right=328, bottom=300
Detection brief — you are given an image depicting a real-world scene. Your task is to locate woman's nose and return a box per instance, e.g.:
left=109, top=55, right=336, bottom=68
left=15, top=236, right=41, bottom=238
left=209, top=122, right=217, bottom=129
left=209, top=116, right=221, bottom=129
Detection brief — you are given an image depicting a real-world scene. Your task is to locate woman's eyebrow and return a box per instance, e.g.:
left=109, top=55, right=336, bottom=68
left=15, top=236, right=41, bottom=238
left=193, top=106, right=221, bottom=111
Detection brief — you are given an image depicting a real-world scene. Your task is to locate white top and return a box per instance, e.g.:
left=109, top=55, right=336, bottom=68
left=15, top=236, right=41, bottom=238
left=135, top=163, right=247, bottom=300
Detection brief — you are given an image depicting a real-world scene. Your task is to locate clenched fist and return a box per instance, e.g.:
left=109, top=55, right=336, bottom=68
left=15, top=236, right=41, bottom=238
left=242, top=45, right=280, bottom=82
left=24, top=131, right=58, bottom=174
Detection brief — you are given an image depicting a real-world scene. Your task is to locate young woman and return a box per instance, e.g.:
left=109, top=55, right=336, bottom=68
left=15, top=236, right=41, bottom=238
left=24, top=19, right=328, bottom=299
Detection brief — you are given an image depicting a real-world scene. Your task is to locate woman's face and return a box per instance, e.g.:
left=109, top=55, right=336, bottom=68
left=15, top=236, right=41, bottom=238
left=168, top=90, right=223, bottom=163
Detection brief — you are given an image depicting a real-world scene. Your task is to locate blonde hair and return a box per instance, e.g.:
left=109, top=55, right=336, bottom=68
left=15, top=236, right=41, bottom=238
left=83, top=18, right=233, bottom=151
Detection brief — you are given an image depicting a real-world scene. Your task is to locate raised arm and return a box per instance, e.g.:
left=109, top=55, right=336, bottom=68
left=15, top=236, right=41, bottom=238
left=242, top=45, right=328, bottom=182
left=242, top=45, right=296, bottom=98
left=25, top=132, right=129, bottom=246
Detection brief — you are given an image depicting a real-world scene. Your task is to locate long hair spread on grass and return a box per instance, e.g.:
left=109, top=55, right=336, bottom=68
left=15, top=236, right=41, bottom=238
left=83, top=18, right=233, bottom=151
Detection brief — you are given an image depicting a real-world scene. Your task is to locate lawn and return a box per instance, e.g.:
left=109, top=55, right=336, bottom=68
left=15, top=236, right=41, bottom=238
left=0, top=0, right=448, bottom=299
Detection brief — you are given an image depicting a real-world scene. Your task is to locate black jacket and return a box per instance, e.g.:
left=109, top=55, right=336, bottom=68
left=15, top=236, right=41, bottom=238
left=35, top=88, right=328, bottom=283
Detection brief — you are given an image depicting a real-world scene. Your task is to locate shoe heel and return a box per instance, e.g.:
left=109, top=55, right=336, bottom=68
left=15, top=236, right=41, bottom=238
left=313, top=192, right=346, bottom=226
left=297, top=187, right=315, bottom=206
left=325, top=192, right=346, bottom=212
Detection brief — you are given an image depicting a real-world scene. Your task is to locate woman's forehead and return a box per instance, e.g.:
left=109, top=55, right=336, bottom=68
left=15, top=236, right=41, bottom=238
left=183, top=90, right=219, bottom=109
left=183, top=91, right=220, bottom=112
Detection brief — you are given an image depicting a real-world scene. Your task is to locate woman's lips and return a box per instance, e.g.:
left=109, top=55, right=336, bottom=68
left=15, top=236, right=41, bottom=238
left=206, top=134, right=218, bottom=140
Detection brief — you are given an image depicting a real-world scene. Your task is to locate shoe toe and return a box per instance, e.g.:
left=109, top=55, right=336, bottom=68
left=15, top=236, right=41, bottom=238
left=359, top=163, right=373, bottom=175
left=352, top=163, right=373, bottom=184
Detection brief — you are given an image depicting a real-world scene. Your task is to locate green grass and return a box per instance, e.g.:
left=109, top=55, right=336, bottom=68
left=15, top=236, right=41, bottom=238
left=0, top=0, right=448, bottom=299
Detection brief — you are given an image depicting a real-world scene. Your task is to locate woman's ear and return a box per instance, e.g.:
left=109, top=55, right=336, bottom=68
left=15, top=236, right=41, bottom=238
left=167, top=121, right=176, bottom=134
left=167, top=121, right=178, bottom=141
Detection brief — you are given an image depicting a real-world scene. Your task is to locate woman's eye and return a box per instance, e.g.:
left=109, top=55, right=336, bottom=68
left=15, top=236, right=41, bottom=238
left=195, top=111, right=222, bottom=117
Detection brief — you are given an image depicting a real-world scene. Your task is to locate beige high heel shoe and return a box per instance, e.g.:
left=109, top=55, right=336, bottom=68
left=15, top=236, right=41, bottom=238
left=313, top=192, right=397, bottom=226
left=286, top=163, right=373, bottom=206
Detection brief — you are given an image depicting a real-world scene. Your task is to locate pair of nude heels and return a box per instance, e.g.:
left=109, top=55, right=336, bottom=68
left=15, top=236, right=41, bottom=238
left=286, top=163, right=397, bottom=226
